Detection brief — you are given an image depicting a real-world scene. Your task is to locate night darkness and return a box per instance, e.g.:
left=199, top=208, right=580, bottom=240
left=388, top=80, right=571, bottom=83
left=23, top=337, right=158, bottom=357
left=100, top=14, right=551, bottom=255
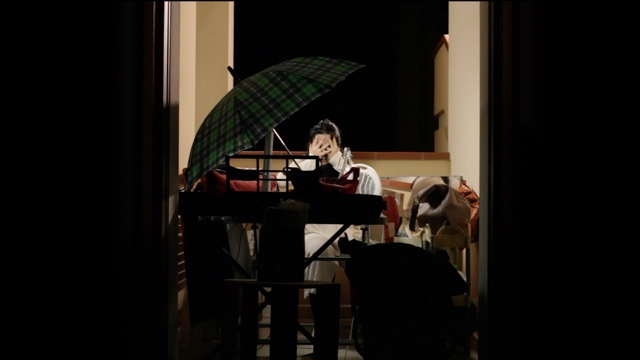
left=233, top=1, right=448, bottom=152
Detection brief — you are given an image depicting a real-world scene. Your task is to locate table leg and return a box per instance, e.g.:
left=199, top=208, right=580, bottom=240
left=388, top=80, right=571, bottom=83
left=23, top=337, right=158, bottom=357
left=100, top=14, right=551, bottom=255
left=221, top=281, right=240, bottom=359
left=222, top=281, right=340, bottom=360
left=238, top=285, right=259, bottom=360
left=269, top=286, right=299, bottom=359
left=312, top=284, right=340, bottom=360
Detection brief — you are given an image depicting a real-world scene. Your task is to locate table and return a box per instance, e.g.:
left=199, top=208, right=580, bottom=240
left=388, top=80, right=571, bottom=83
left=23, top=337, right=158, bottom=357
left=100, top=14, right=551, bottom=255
left=179, top=191, right=387, bottom=358
left=221, top=279, right=340, bottom=360
left=179, top=191, right=387, bottom=277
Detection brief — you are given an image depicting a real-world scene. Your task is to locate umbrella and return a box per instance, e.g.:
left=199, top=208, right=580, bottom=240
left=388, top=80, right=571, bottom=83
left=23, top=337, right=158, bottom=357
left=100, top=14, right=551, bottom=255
left=185, top=56, right=365, bottom=189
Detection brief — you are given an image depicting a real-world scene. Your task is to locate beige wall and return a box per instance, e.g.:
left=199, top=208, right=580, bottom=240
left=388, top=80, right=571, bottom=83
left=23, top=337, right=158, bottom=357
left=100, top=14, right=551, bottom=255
left=433, top=35, right=449, bottom=153
left=179, top=2, right=196, bottom=172
left=448, top=2, right=485, bottom=196
left=179, top=2, right=234, bottom=172
left=228, top=157, right=451, bottom=178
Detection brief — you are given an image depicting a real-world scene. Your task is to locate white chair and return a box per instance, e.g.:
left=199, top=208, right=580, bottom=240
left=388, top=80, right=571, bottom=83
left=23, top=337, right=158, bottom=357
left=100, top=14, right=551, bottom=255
left=352, top=163, right=386, bottom=243
left=352, top=163, right=382, bottom=196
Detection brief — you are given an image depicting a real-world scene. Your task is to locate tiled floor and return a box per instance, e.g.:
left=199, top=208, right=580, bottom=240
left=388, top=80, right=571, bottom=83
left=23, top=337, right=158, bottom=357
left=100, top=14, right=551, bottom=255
left=257, top=343, right=477, bottom=360
left=256, top=343, right=362, bottom=360
left=255, top=304, right=478, bottom=360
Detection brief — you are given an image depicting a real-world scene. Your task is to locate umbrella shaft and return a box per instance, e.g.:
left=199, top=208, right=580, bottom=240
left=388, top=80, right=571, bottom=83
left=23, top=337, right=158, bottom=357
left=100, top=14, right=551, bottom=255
left=262, top=132, right=274, bottom=192
left=273, top=129, right=301, bottom=168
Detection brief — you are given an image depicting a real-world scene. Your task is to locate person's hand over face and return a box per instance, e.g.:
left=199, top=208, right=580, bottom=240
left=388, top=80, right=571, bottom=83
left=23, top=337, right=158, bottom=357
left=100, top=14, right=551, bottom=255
left=327, top=136, right=340, bottom=160
left=309, top=134, right=334, bottom=162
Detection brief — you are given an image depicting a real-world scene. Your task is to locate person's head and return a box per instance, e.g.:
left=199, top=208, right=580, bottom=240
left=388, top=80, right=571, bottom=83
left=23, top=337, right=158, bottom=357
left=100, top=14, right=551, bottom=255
left=306, top=118, right=342, bottom=151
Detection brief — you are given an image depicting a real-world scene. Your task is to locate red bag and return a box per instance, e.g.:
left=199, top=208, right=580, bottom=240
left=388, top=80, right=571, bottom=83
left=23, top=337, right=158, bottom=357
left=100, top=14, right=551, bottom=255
left=319, top=166, right=360, bottom=195
left=457, top=179, right=479, bottom=243
left=199, top=169, right=276, bottom=195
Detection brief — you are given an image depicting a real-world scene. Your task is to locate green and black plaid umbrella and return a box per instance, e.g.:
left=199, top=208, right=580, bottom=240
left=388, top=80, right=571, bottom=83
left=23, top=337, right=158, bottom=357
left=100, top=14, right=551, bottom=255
left=185, top=56, right=365, bottom=189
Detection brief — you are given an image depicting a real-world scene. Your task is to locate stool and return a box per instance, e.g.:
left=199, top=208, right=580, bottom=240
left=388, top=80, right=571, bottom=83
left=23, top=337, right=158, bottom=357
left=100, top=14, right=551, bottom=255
left=221, top=279, right=340, bottom=360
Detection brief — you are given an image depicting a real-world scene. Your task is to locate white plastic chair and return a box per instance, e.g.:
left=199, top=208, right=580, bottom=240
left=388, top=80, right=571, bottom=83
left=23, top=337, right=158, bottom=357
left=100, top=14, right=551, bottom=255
left=352, top=163, right=382, bottom=196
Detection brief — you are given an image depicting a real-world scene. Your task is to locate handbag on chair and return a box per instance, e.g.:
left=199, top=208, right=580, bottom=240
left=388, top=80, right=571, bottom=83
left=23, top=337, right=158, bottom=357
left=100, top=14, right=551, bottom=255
left=409, top=183, right=471, bottom=234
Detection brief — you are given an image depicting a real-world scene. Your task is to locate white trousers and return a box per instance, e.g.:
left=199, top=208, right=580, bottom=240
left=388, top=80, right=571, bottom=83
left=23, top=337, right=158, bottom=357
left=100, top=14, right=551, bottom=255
left=303, top=231, right=339, bottom=298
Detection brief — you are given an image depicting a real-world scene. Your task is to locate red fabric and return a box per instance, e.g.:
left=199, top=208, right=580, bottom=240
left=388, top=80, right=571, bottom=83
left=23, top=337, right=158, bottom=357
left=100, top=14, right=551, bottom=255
left=458, top=179, right=480, bottom=243
left=200, top=169, right=277, bottom=195
left=382, top=195, right=399, bottom=243
left=318, top=166, right=360, bottom=195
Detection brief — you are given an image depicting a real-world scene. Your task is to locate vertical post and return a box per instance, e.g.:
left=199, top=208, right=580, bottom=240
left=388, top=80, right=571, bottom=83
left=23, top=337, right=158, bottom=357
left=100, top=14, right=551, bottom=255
left=313, top=283, right=340, bottom=360
left=269, top=286, right=299, bottom=359
left=262, top=131, right=274, bottom=192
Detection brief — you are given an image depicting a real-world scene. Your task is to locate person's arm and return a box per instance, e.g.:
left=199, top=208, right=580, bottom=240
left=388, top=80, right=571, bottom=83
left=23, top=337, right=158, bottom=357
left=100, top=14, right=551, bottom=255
left=327, top=151, right=347, bottom=173
left=276, top=156, right=319, bottom=176
left=277, top=134, right=331, bottom=181
left=325, top=136, right=352, bottom=174
left=275, top=154, right=321, bottom=190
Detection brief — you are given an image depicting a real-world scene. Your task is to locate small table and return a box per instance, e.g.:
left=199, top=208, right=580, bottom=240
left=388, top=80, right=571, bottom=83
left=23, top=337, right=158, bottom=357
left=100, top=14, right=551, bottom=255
left=221, top=279, right=340, bottom=360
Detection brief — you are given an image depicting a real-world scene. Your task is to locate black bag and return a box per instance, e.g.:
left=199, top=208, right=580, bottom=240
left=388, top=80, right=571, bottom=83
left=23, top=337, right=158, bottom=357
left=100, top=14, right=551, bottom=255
left=257, top=201, right=309, bottom=282
left=344, top=243, right=467, bottom=360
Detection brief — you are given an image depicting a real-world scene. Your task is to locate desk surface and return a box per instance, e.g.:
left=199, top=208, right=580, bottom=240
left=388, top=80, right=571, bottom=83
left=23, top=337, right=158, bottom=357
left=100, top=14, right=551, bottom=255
left=179, top=191, right=387, bottom=224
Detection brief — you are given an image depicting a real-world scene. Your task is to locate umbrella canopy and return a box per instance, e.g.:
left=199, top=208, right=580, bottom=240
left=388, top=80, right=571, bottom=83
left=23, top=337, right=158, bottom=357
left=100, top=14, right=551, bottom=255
left=185, top=56, right=365, bottom=189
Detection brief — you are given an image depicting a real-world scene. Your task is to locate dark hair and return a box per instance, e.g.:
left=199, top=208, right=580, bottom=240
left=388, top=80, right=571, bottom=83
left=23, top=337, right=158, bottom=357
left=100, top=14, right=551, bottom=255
left=306, top=118, right=342, bottom=150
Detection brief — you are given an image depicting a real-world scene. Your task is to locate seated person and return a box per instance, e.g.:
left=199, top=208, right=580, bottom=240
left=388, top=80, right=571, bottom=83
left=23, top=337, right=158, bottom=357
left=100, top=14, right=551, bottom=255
left=276, top=119, right=362, bottom=306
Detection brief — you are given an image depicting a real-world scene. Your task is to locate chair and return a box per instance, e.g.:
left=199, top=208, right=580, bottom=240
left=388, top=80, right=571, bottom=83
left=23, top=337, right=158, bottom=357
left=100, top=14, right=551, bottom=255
left=429, top=221, right=475, bottom=355
left=405, top=176, right=476, bottom=355
left=353, top=163, right=384, bottom=243
left=353, top=163, right=382, bottom=197
left=381, top=195, right=400, bottom=243
left=296, top=163, right=389, bottom=347
left=353, top=163, right=399, bottom=243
